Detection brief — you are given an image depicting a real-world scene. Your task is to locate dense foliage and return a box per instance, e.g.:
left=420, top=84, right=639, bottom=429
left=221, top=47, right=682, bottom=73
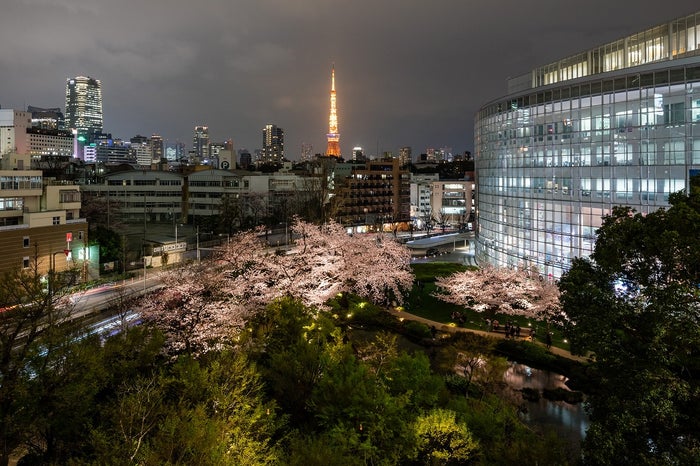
left=0, top=259, right=78, bottom=466
left=559, top=181, right=700, bottom=464
left=1, top=293, right=574, bottom=465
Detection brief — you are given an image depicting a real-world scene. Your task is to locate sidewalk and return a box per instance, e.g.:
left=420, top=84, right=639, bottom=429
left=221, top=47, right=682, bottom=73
left=386, top=307, right=589, bottom=363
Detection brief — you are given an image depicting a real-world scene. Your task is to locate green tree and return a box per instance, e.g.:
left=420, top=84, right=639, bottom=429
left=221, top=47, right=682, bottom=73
left=217, top=192, right=242, bottom=235
left=308, top=337, right=415, bottom=465
left=91, top=224, right=122, bottom=265
left=0, top=256, right=77, bottom=466
left=558, top=181, right=700, bottom=464
left=89, top=351, right=280, bottom=465
left=16, top=325, right=164, bottom=464
left=253, top=298, right=336, bottom=425
left=411, top=408, right=479, bottom=465
left=20, top=334, right=108, bottom=464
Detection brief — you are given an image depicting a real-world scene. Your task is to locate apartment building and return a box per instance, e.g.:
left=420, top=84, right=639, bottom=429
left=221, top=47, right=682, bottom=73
left=0, top=157, right=89, bottom=278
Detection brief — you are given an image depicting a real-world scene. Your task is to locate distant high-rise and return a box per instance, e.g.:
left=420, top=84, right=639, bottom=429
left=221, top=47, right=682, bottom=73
left=150, top=134, right=164, bottom=161
left=64, top=76, right=103, bottom=143
left=27, top=106, right=64, bottom=130
left=165, top=141, right=186, bottom=162
left=192, top=125, right=209, bottom=160
left=326, top=65, right=341, bottom=157
left=239, top=149, right=252, bottom=169
left=301, top=142, right=313, bottom=162
left=130, top=135, right=153, bottom=167
left=262, top=124, right=284, bottom=164
left=399, top=146, right=412, bottom=167
left=352, top=146, right=365, bottom=162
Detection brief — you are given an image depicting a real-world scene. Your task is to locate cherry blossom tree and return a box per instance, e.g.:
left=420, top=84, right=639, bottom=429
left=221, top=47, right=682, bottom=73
left=139, top=264, right=248, bottom=356
left=434, top=265, right=561, bottom=322
left=218, top=218, right=414, bottom=310
left=141, top=218, right=414, bottom=354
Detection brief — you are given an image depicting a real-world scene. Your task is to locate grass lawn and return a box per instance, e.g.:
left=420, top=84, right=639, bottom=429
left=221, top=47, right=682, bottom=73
left=407, top=261, right=571, bottom=350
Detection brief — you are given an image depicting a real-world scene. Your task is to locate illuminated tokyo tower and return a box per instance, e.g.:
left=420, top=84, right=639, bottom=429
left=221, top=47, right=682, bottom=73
left=326, top=65, right=341, bottom=157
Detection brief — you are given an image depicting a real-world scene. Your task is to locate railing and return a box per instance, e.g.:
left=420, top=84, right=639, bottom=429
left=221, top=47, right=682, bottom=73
left=0, top=223, right=30, bottom=231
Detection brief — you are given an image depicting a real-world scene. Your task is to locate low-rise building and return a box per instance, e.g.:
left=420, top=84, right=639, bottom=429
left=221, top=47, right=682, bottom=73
left=0, top=158, right=89, bottom=279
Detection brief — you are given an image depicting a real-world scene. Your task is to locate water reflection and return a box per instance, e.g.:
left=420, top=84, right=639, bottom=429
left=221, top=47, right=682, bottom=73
left=503, top=362, right=589, bottom=449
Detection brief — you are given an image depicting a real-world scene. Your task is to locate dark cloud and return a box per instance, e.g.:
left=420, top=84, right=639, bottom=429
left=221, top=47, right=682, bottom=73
left=2, top=0, right=698, bottom=157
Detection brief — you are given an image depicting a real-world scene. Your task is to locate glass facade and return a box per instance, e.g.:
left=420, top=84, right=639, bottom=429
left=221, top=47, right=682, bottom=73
left=475, top=11, right=700, bottom=280
left=65, top=76, right=103, bottom=143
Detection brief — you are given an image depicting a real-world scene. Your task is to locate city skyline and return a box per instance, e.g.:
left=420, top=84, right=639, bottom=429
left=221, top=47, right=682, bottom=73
left=1, top=1, right=698, bottom=159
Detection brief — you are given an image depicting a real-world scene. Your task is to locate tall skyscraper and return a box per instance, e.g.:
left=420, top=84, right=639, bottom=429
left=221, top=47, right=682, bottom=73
left=262, top=124, right=284, bottom=164
left=192, top=125, right=209, bottom=160
left=326, top=65, right=341, bottom=157
left=64, top=76, right=103, bottom=143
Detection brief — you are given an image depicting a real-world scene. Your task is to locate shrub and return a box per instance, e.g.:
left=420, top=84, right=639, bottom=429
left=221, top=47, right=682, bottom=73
left=403, top=320, right=433, bottom=340
left=444, top=374, right=469, bottom=394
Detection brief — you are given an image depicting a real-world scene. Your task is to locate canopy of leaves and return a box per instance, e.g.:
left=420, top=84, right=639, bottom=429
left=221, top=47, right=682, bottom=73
left=558, top=180, right=700, bottom=463
left=3, top=286, right=574, bottom=465
left=0, top=260, right=78, bottom=465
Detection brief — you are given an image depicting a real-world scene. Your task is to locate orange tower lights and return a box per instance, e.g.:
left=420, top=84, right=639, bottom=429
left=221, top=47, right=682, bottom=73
left=326, top=65, right=341, bottom=157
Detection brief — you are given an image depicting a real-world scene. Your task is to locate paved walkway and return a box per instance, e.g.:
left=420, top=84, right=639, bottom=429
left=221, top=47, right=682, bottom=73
left=386, top=307, right=590, bottom=363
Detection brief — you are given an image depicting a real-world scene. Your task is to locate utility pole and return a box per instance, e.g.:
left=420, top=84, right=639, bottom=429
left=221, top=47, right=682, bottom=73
left=143, top=243, right=147, bottom=291
left=196, top=225, right=200, bottom=263
left=142, top=241, right=146, bottom=291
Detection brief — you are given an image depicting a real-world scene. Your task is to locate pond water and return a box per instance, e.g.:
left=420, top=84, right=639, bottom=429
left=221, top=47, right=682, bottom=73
left=503, top=362, right=589, bottom=452
left=349, top=328, right=590, bottom=452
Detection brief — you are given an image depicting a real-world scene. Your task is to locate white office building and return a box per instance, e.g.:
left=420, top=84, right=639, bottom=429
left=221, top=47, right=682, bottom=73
left=475, top=10, right=700, bottom=279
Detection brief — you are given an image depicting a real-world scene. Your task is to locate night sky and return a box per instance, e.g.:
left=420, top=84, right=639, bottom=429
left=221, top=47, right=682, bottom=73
left=2, top=1, right=698, bottom=159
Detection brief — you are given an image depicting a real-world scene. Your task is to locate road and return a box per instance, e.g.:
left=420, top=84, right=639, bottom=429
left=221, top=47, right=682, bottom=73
left=68, top=273, right=164, bottom=321
left=410, top=244, right=478, bottom=267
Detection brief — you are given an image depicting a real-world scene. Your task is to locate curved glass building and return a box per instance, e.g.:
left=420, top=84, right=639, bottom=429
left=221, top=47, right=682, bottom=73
left=475, top=11, right=700, bottom=279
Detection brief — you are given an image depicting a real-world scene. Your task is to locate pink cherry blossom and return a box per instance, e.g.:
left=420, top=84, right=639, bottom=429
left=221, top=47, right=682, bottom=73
left=141, top=219, right=414, bottom=353
left=434, top=265, right=561, bottom=321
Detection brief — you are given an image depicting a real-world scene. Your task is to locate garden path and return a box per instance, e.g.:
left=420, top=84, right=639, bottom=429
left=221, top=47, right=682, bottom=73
left=386, top=307, right=590, bottom=363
